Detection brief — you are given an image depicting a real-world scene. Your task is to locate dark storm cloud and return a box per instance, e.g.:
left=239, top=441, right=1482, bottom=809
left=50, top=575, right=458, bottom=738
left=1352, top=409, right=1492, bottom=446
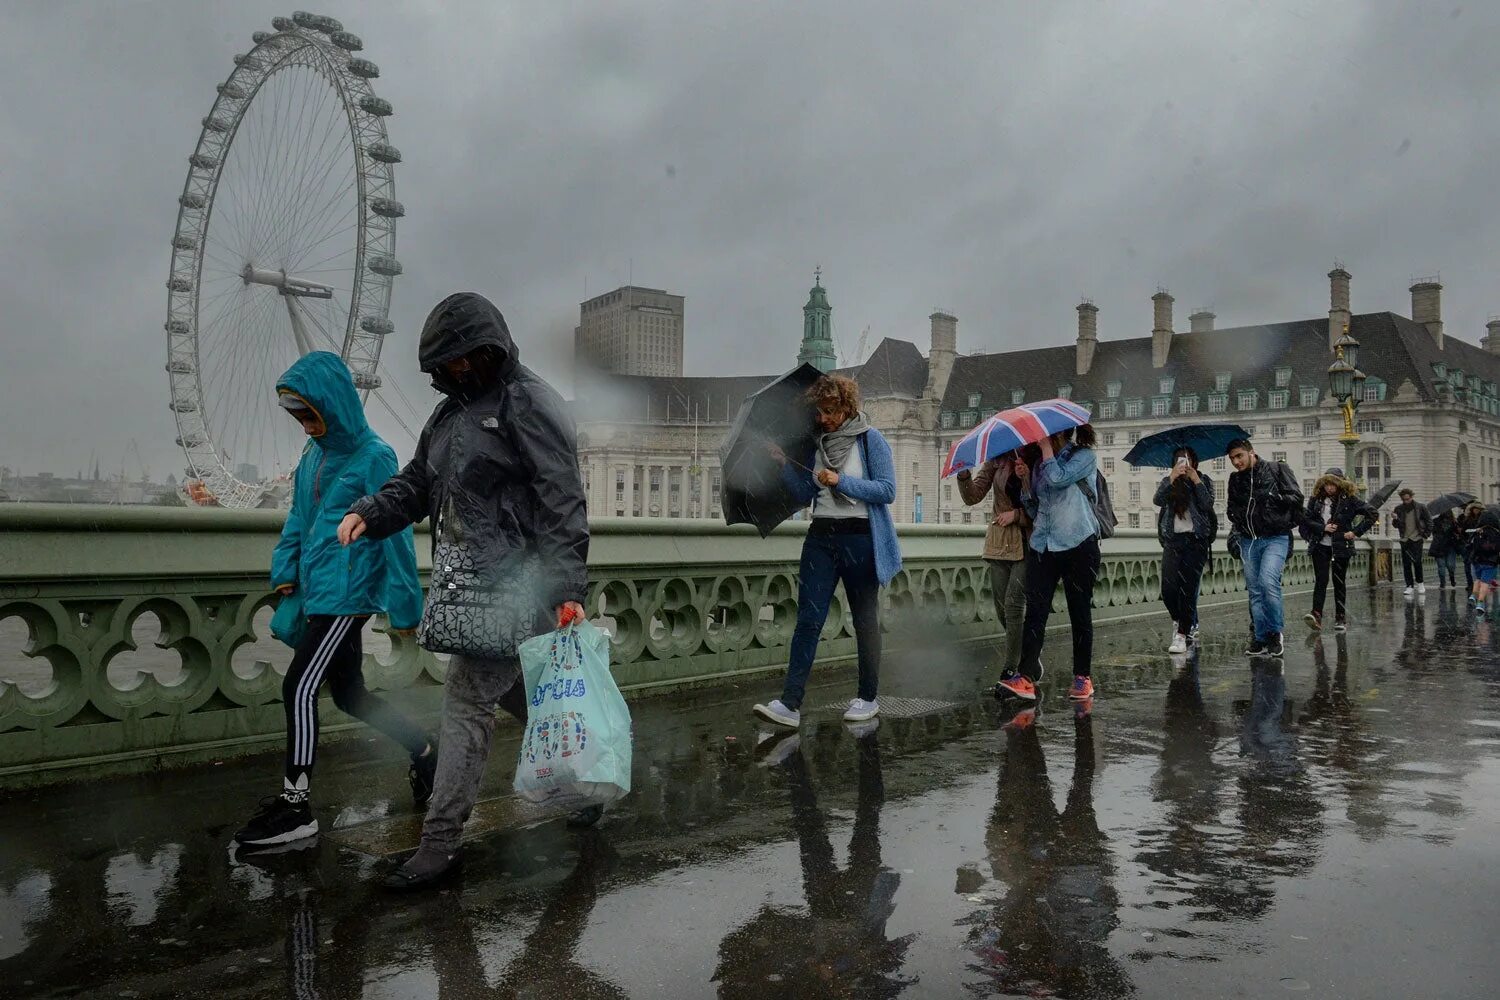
left=2, top=0, right=1497, bottom=479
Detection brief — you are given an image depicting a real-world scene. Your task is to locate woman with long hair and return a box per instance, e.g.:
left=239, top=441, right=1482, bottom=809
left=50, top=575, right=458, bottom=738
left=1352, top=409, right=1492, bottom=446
left=1152, top=447, right=1217, bottom=654
left=996, top=424, right=1102, bottom=705
left=1297, top=468, right=1373, bottom=632
left=956, top=449, right=1032, bottom=674
left=753, top=374, right=902, bottom=728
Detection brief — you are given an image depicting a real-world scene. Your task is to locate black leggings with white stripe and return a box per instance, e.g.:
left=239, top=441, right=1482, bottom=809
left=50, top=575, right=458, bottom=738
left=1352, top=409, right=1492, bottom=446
left=282, top=615, right=428, bottom=786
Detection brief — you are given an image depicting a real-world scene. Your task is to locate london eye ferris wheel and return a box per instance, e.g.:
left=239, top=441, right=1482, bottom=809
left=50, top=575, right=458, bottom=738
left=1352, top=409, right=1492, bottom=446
left=165, top=11, right=405, bottom=508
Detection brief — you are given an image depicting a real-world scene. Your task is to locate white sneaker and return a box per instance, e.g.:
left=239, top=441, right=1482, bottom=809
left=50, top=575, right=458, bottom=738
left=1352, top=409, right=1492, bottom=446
left=843, top=698, right=880, bottom=722
left=1417, top=583, right=1427, bottom=595
left=1168, top=633, right=1188, bottom=654
left=752, top=699, right=799, bottom=728
left=844, top=718, right=880, bottom=739
left=756, top=730, right=801, bottom=766
left=1187, top=624, right=1200, bottom=644
left=1403, top=587, right=1414, bottom=598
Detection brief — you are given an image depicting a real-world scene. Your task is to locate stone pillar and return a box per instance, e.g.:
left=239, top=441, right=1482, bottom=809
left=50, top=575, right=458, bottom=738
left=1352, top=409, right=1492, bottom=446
left=1328, top=265, right=1352, bottom=351
left=1484, top=318, right=1500, bottom=354
left=1151, top=289, right=1174, bottom=368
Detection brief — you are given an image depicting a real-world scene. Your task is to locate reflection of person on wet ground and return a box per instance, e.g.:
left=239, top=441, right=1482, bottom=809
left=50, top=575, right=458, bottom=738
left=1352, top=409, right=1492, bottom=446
left=966, top=710, right=1131, bottom=996
left=714, top=729, right=914, bottom=997
left=1233, top=662, right=1323, bottom=885
left=427, top=832, right=627, bottom=999
left=1299, top=635, right=1389, bottom=837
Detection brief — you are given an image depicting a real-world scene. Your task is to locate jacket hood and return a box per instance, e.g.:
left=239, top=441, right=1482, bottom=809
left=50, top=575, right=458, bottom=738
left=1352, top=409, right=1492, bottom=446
left=1481, top=508, right=1500, bottom=531
left=1312, top=474, right=1357, bottom=499
left=418, top=292, right=519, bottom=395
left=276, top=351, right=372, bottom=455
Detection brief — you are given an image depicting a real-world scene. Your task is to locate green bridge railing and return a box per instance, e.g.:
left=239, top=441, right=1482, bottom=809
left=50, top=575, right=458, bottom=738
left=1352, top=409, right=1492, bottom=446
left=0, top=504, right=1373, bottom=782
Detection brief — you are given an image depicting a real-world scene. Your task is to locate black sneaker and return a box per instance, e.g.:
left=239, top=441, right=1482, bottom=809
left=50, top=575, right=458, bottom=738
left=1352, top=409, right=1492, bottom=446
left=1245, top=637, right=1268, bottom=657
left=235, top=795, right=318, bottom=847
left=1334, top=617, right=1347, bottom=632
left=1266, top=633, right=1285, bottom=658
left=567, top=804, right=605, bottom=829
left=409, top=741, right=438, bottom=810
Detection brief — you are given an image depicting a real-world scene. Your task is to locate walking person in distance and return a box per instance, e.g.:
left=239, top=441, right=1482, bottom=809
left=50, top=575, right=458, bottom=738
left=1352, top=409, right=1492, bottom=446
left=956, top=449, right=1032, bottom=675
left=1389, top=488, right=1431, bottom=598
left=1430, top=509, right=1464, bottom=591
left=996, top=424, right=1104, bottom=705
left=1297, top=468, right=1372, bottom=633
left=1225, top=438, right=1303, bottom=658
left=1152, top=447, right=1217, bottom=654
left=234, top=352, right=432, bottom=850
left=339, top=292, right=590, bottom=890
left=753, top=374, right=902, bottom=729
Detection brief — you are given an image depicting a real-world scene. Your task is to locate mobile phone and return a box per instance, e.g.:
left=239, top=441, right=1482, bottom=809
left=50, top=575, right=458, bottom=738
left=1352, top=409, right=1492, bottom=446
left=1175, top=457, right=1189, bottom=469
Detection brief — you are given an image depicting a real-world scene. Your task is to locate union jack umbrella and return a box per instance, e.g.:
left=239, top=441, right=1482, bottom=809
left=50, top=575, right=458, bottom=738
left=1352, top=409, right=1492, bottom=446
left=941, top=398, right=1092, bottom=478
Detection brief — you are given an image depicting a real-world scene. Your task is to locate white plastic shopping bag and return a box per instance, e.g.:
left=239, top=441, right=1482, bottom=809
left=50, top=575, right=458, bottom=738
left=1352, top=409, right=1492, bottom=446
left=513, top=620, right=633, bottom=810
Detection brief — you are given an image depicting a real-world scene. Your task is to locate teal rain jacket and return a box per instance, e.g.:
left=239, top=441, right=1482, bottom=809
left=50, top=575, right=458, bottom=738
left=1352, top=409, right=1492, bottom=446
left=270, top=352, right=424, bottom=628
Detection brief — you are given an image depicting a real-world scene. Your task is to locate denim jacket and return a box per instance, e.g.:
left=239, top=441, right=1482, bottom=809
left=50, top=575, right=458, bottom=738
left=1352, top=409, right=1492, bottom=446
left=1021, top=444, right=1100, bottom=553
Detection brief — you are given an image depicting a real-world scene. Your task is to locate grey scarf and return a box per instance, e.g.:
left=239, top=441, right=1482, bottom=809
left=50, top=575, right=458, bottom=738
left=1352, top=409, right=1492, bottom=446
left=816, top=411, right=870, bottom=505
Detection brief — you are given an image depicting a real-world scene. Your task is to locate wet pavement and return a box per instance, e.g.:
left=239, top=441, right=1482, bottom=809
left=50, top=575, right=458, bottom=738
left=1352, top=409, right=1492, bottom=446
left=3, top=588, right=1500, bottom=998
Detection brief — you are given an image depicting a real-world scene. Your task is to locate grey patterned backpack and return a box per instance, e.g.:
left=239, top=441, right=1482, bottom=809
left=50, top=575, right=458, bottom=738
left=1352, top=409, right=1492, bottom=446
left=418, top=502, right=545, bottom=659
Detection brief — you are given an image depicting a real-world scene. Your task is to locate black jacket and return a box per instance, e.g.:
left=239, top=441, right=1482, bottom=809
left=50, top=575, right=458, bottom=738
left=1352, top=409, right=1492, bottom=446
left=1389, top=501, right=1432, bottom=541
left=1299, top=492, right=1374, bottom=556
left=1429, top=514, right=1464, bottom=557
left=1152, top=472, right=1218, bottom=545
left=350, top=292, right=590, bottom=612
left=1226, top=459, right=1303, bottom=540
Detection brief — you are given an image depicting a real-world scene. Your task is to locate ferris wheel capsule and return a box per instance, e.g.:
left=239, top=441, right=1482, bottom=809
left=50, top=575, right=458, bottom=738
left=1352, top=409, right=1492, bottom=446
left=271, top=16, right=294, bottom=31
left=368, top=255, right=402, bottom=276
left=179, top=193, right=207, bottom=209
left=166, top=360, right=195, bottom=374
left=202, top=116, right=231, bottom=133
left=172, top=235, right=197, bottom=250
left=189, top=153, right=218, bottom=170
left=168, top=277, right=192, bottom=292
left=360, top=316, right=394, bottom=335
left=348, top=57, right=379, bottom=79
left=165, top=320, right=190, bottom=334
left=217, top=82, right=246, bottom=99
left=352, top=372, right=383, bottom=390
left=359, top=96, right=393, bottom=117
left=370, top=197, right=404, bottom=218
left=366, top=141, right=400, bottom=163
left=331, top=31, right=362, bottom=51
left=252, top=31, right=272, bottom=44
left=169, top=399, right=198, bottom=413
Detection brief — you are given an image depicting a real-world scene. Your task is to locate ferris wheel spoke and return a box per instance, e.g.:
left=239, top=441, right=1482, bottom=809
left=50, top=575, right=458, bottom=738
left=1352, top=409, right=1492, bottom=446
left=282, top=191, right=358, bottom=274
left=259, top=73, right=340, bottom=264
left=267, top=127, right=355, bottom=267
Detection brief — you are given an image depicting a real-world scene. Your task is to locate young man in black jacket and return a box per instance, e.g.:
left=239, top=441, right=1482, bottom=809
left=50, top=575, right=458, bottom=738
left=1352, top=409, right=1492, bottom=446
left=1225, top=439, right=1303, bottom=658
left=1388, top=489, right=1432, bottom=597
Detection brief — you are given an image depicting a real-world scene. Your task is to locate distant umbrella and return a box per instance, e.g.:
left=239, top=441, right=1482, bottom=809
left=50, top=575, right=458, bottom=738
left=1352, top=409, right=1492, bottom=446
left=941, top=398, right=1092, bottom=478
left=1123, top=423, right=1253, bottom=469
left=1366, top=480, right=1402, bottom=511
left=1426, top=492, right=1478, bottom=518
left=719, top=364, right=822, bottom=537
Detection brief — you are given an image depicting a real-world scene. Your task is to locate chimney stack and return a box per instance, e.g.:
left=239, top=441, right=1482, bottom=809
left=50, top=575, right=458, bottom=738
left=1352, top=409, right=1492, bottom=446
left=1328, top=264, right=1352, bottom=351
left=1075, top=301, right=1098, bottom=376
left=1484, top=317, right=1500, bottom=355
left=1188, top=308, right=1215, bottom=333
left=923, top=311, right=958, bottom=402
left=1151, top=289, right=1174, bottom=368
left=1410, top=278, right=1443, bottom=349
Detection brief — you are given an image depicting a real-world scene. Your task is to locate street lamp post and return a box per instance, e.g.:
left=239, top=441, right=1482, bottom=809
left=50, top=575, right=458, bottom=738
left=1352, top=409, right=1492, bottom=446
left=1327, top=324, right=1367, bottom=494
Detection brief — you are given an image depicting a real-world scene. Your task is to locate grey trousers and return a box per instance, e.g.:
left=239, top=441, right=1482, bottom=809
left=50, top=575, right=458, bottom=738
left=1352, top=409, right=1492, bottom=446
left=421, top=654, right=527, bottom=854
left=987, top=558, right=1027, bottom=672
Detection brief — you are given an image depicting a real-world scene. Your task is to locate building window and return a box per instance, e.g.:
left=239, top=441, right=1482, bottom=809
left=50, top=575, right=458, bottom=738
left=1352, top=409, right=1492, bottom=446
left=649, top=471, right=661, bottom=490
left=1238, top=389, right=1258, bottom=410
left=1152, top=397, right=1170, bottom=416
left=1303, top=450, right=1317, bottom=468
left=1357, top=418, right=1384, bottom=434
left=1208, top=394, right=1227, bottom=414
left=1214, top=481, right=1226, bottom=503
left=1102, top=431, right=1116, bottom=447
left=1128, top=482, right=1141, bottom=502
left=1100, top=401, right=1119, bottom=419
left=1303, top=478, right=1315, bottom=496
left=1058, top=384, right=1072, bottom=399
left=1011, top=388, right=1025, bottom=405
left=1272, top=451, right=1287, bottom=463
left=943, top=512, right=951, bottom=524
left=1180, top=395, right=1199, bottom=415
left=1127, top=512, right=1141, bottom=528
left=1275, top=367, right=1293, bottom=388
left=1356, top=446, right=1392, bottom=487
left=941, top=411, right=955, bottom=429
left=1103, top=457, right=1115, bottom=474
left=1128, top=431, right=1141, bottom=445
left=943, top=484, right=952, bottom=502
left=1301, top=387, right=1321, bottom=407
left=960, top=409, right=979, bottom=425
left=1215, top=372, right=1232, bottom=392
left=968, top=392, right=981, bottom=408
left=1271, top=424, right=1287, bottom=439
left=962, top=512, right=973, bottom=524
left=1269, top=389, right=1289, bottom=409
left=1213, top=457, right=1226, bottom=472
left=1302, top=419, right=1319, bottom=436
left=1125, top=399, right=1143, bottom=418
left=1107, top=380, right=1122, bottom=398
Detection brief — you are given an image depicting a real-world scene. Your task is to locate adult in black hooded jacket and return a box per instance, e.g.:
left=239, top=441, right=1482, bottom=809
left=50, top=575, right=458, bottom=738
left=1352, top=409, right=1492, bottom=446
left=341, top=292, right=589, bottom=889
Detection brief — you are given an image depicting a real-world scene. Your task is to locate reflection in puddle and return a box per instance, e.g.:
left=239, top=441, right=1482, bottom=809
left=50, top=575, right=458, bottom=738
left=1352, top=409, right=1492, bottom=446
left=0, top=872, right=52, bottom=962
left=105, top=845, right=183, bottom=927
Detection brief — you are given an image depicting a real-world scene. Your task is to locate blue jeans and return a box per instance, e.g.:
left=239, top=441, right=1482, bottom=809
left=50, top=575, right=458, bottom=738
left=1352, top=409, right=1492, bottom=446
left=1435, top=551, right=1458, bottom=587
left=1241, top=535, right=1290, bottom=640
left=781, top=522, right=882, bottom=711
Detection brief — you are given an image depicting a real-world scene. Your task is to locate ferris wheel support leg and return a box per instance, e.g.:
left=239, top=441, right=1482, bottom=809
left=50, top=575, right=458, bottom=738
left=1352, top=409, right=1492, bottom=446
left=284, top=293, right=317, bottom=356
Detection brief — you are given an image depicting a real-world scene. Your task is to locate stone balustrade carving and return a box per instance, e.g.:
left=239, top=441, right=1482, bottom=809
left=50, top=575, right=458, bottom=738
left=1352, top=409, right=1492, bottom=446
left=0, top=504, right=1372, bottom=781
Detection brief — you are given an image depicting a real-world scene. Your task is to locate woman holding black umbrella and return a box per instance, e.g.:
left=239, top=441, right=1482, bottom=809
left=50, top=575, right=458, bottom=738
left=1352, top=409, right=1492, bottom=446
left=1431, top=510, right=1464, bottom=590
left=752, top=374, right=902, bottom=729
left=1152, top=447, right=1217, bottom=654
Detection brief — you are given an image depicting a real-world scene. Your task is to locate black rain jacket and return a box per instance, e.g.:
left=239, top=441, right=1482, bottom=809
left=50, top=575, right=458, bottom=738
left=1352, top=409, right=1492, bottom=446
left=1226, top=458, right=1303, bottom=540
left=1298, top=491, right=1374, bottom=557
left=349, top=293, right=589, bottom=616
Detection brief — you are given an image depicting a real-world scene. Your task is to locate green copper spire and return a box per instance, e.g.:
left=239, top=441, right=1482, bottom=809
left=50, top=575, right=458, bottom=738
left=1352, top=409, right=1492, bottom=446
left=797, top=266, right=837, bottom=372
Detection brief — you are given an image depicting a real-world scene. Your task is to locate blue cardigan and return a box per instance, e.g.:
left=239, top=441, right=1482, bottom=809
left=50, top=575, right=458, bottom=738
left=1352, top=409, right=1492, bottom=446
left=782, top=427, right=904, bottom=586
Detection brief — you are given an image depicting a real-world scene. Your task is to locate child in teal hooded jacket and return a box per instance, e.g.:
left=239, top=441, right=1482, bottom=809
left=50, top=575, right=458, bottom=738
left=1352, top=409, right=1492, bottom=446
left=235, top=352, right=434, bottom=850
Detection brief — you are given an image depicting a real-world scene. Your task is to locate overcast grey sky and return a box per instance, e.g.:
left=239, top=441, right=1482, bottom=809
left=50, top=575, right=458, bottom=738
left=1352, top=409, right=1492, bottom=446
left=2, top=0, right=1497, bottom=479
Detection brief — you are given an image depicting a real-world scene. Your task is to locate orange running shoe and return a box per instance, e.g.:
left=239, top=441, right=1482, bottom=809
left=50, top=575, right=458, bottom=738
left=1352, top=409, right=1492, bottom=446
left=1069, top=675, right=1095, bottom=701
left=993, top=671, right=1037, bottom=701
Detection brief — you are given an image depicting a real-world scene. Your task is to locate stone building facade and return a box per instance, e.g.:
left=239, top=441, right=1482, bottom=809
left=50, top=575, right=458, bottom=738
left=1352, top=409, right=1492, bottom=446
left=572, top=266, right=1500, bottom=529
left=574, top=285, right=686, bottom=377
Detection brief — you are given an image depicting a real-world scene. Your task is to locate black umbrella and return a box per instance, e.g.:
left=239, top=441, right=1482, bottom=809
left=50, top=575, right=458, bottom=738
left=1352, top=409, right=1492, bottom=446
left=1366, top=480, right=1402, bottom=511
left=1426, top=492, right=1478, bottom=518
left=1123, top=422, right=1253, bottom=468
left=719, top=364, right=822, bottom=537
